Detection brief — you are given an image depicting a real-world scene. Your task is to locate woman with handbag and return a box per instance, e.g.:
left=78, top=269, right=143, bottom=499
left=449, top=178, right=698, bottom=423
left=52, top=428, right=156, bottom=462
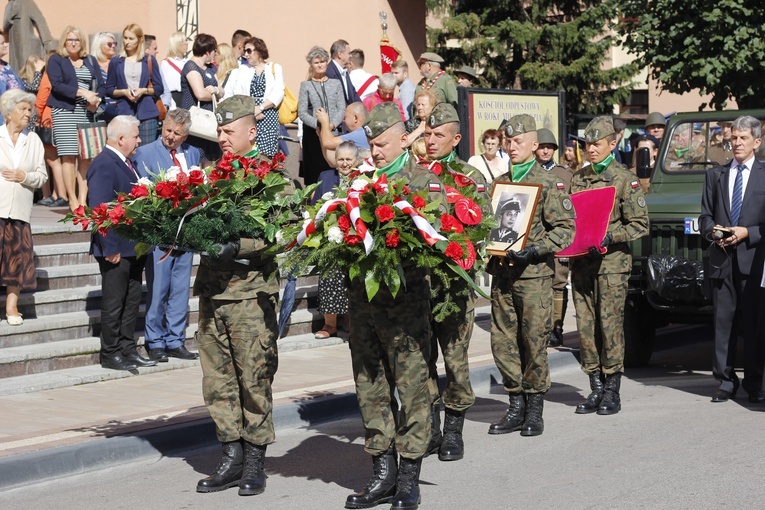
left=223, top=37, right=284, bottom=157
left=46, top=26, right=104, bottom=211
left=159, top=31, right=188, bottom=111
left=91, top=32, right=119, bottom=123
left=298, top=46, right=344, bottom=186
left=105, top=23, right=164, bottom=146
left=180, top=33, right=224, bottom=163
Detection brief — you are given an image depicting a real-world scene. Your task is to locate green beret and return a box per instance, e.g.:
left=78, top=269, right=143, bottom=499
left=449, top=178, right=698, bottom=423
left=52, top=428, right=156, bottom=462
left=584, top=116, right=615, bottom=143
left=418, top=52, right=444, bottom=64
left=536, top=128, right=558, bottom=149
left=456, top=65, right=477, bottom=79
left=216, top=95, right=256, bottom=126
left=504, top=114, right=536, bottom=137
left=427, top=103, right=460, bottom=128
left=363, top=102, right=403, bottom=139
left=645, top=111, right=666, bottom=128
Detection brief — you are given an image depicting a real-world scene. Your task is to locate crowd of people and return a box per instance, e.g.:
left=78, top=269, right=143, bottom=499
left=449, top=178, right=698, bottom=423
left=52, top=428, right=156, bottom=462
left=1, top=24, right=764, bottom=510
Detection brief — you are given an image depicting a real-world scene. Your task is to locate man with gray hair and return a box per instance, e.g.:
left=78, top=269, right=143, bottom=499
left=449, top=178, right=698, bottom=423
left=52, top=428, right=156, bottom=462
left=326, top=39, right=360, bottom=105
left=86, top=115, right=155, bottom=371
left=700, top=115, right=765, bottom=404
left=134, top=108, right=201, bottom=362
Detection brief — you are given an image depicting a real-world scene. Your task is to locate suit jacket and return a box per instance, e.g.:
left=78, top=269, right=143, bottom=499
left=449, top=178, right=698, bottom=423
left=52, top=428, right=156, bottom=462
left=700, top=159, right=765, bottom=278
left=133, top=138, right=201, bottom=179
left=86, top=147, right=139, bottom=258
left=326, top=59, right=360, bottom=105
left=105, top=56, right=164, bottom=120
left=46, top=53, right=105, bottom=110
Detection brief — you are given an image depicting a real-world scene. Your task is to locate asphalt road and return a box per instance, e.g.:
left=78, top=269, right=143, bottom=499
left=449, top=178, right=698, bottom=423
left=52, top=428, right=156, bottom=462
left=2, top=326, right=763, bottom=510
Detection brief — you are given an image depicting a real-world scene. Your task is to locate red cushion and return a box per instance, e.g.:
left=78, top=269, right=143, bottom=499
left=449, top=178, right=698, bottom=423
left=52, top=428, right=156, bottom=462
left=556, top=186, right=616, bottom=258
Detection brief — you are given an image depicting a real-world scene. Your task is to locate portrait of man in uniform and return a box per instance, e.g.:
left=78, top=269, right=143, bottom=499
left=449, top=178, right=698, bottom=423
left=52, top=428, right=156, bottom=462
left=487, top=184, right=541, bottom=256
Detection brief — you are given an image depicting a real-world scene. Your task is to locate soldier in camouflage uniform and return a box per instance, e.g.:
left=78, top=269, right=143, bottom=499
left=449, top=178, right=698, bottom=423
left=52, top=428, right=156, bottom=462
left=345, top=103, right=444, bottom=510
left=535, top=128, right=573, bottom=347
left=569, top=116, right=649, bottom=416
left=418, top=102, right=488, bottom=462
left=194, top=96, right=284, bottom=497
left=487, top=115, right=575, bottom=437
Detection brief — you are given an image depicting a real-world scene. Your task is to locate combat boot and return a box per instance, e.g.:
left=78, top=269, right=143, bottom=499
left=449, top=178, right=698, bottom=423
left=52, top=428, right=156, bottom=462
left=548, top=326, right=564, bottom=347
left=488, top=393, right=525, bottom=434
left=438, top=408, right=465, bottom=461
left=520, top=393, right=544, bottom=436
left=597, top=372, right=622, bottom=415
left=575, top=370, right=605, bottom=414
left=390, top=456, right=422, bottom=510
left=423, top=402, right=442, bottom=457
left=196, top=440, right=243, bottom=492
left=345, top=447, right=397, bottom=509
left=238, top=442, right=267, bottom=496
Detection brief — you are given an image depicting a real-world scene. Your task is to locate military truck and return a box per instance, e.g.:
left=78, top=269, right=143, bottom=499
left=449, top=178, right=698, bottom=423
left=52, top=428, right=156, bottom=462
left=623, top=110, right=765, bottom=366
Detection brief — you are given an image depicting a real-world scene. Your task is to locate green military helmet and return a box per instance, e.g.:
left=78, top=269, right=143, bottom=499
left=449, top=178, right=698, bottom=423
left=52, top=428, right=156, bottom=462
left=504, top=114, right=536, bottom=137
left=363, top=102, right=403, bottom=139
left=427, top=102, right=460, bottom=128
left=418, top=51, right=444, bottom=64
left=536, top=128, right=558, bottom=149
left=645, top=111, right=666, bottom=128
left=584, top=116, right=615, bottom=143
left=216, top=95, right=256, bottom=126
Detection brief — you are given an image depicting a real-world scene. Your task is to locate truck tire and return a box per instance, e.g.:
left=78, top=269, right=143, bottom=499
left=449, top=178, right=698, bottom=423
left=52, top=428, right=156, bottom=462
left=623, top=295, right=655, bottom=367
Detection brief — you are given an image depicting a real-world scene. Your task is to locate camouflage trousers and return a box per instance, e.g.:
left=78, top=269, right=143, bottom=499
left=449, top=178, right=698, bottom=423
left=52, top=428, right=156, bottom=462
left=348, top=269, right=432, bottom=460
left=490, top=273, right=552, bottom=393
left=429, top=293, right=476, bottom=412
left=197, top=294, right=279, bottom=445
left=570, top=269, right=628, bottom=375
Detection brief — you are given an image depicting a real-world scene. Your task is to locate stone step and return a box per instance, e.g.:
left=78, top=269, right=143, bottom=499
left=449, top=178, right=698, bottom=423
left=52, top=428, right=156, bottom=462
left=31, top=222, right=91, bottom=245
left=33, top=242, right=93, bottom=268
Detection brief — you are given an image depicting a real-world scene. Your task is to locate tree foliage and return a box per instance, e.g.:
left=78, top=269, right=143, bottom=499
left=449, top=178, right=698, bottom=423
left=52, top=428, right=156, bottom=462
left=617, top=0, right=765, bottom=110
left=427, top=0, right=640, bottom=117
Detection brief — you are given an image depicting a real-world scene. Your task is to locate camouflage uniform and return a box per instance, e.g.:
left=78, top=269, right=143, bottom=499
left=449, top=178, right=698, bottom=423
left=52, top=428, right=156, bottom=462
left=569, top=120, right=649, bottom=376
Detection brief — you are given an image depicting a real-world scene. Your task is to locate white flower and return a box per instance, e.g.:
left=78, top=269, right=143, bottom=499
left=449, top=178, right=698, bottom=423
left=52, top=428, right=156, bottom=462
left=321, top=191, right=335, bottom=201
left=302, top=210, right=311, bottom=219
left=189, top=165, right=201, bottom=171
left=165, top=166, right=183, bottom=182
left=351, top=178, right=368, bottom=191
left=135, top=177, right=153, bottom=187
left=275, top=230, right=284, bottom=243
left=327, top=226, right=343, bottom=243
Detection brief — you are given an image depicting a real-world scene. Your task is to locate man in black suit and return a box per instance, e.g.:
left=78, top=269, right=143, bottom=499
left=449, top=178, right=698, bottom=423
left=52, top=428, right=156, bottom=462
left=700, top=115, right=765, bottom=403
left=326, top=39, right=361, bottom=105
left=87, top=115, right=157, bottom=371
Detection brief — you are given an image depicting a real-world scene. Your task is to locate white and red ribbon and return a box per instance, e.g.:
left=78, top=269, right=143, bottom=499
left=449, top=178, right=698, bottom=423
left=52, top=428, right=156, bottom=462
left=393, top=199, right=446, bottom=246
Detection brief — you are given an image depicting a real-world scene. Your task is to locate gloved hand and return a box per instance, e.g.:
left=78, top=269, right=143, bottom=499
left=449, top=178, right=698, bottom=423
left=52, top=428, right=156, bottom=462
left=210, top=240, right=240, bottom=264
left=600, top=232, right=613, bottom=248
left=507, top=245, right=538, bottom=265
left=588, top=246, right=603, bottom=258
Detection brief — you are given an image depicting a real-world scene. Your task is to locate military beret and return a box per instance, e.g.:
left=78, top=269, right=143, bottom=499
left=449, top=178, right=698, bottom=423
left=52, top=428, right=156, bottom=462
left=584, top=116, right=615, bottom=143
left=417, top=52, right=444, bottom=64
left=427, top=102, right=460, bottom=128
left=635, top=133, right=660, bottom=147
left=499, top=198, right=521, bottom=213
left=216, top=95, right=256, bottom=126
left=456, top=65, right=477, bottom=79
left=645, top=111, right=666, bottom=128
left=536, top=128, right=558, bottom=149
left=363, top=102, right=403, bottom=139
left=504, top=114, right=537, bottom=137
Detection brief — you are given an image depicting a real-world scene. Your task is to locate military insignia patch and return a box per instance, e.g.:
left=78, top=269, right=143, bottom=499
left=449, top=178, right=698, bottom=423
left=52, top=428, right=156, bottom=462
left=556, top=182, right=565, bottom=190
left=429, top=115, right=436, bottom=126
left=363, top=125, right=373, bottom=137
left=215, top=112, right=223, bottom=124
left=562, top=198, right=573, bottom=211
left=476, top=184, right=485, bottom=192
left=429, top=183, right=441, bottom=192
left=506, top=125, right=514, bottom=136
left=630, top=181, right=639, bottom=188
left=638, top=196, right=646, bottom=208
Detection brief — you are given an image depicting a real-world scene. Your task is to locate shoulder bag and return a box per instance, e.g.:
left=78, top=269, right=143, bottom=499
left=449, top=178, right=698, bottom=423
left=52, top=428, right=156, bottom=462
left=147, top=57, right=167, bottom=121
left=188, top=94, right=219, bottom=142
left=272, top=63, right=297, bottom=125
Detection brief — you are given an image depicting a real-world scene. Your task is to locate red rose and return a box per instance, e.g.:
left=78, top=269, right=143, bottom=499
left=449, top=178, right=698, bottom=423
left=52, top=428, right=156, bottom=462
left=452, top=173, right=474, bottom=187
left=444, top=241, right=464, bottom=261
left=440, top=213, right=464, bottom=234
left=188, top=169, right=205, bottom=186
left=130, top=185, right=149, bottom=198
left=375, top=205, right=395, bottom=223
left=444, top=185, right=463, bottom=204
left=154, top=181, right=174, bottom=199
left=385, top=228, right=400, bottom=248
left=454, top=198, right=483, bottom=225
left=412, top=195, right=427, bottom=209
left=345, top=233, right=362, bottom=246
left=337, top=214, right=351, bottom=232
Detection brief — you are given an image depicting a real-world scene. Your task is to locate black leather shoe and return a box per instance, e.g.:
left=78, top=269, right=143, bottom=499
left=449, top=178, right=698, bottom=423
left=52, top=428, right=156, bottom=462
left=711, top=389, right=736, bottom=403
left=148, top=348, right=168, bottom=363
left=100, top=354, right=138, bottom=371
left=166, top=345, right=200, bottom=360
left=747, top=390, right=765, bottom=403
left=124, top=352, right=158, bottom=367
left=548, top=326, right=563, bottom=347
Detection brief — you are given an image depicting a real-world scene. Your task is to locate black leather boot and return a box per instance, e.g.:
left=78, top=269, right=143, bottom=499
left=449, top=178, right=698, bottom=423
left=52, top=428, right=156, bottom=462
left=196, top=441, right=243, bottom=492
left=390, top=456, right=422, bottom=510
left=548, top=326, right=564, bottom=347
left=438, top=408, right=465, bottom=461
left=521, top=393, right=544, bottom=436
left=488, top=393, right=525, bottom=434
left=238, top=442, right=267, bottom=496
left=423, top=402, right=442, bottom=457
left=345, top=448, right=397, bottom=509
left=597, top=373, right=622, bottom=415
left=575, top=371, right=605, bottom=414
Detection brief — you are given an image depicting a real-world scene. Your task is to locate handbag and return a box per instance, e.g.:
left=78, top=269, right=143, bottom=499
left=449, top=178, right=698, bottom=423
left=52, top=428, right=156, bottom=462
left=272, top=63, right=297, bottom=125
left=32, top=119, right=54, bottom=146
left=77, top=121, right=108, bottom=159
left=147, top=57, right=167, bottom=121
left=188, top=95, right=219, bottom=142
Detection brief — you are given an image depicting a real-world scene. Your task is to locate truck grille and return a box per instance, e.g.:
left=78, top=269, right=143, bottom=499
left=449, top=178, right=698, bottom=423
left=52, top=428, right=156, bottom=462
left=650, top=219, right=709, bottom=261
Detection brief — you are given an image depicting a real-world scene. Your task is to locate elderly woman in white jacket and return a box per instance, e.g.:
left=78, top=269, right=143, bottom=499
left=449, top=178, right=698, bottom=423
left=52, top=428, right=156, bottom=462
left=0, top=89, right=47, bottom=326
left=223, top=37, right=284, bottom=157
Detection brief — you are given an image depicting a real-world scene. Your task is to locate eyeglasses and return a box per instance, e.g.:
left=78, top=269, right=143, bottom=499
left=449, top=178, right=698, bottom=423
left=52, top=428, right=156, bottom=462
left=243, top=48, right=254, bottom=54
left=105, top=42, right=117, bottom=48
left=66, top=38, right=81, bottom=43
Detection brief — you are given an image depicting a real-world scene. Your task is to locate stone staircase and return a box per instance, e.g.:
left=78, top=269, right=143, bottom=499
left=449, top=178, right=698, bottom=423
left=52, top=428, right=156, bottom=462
left=0, top=224, right=330, bottom=396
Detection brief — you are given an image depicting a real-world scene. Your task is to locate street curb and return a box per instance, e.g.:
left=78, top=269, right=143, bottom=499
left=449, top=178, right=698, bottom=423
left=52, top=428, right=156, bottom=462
left=0, top=350, right=579, bottom=491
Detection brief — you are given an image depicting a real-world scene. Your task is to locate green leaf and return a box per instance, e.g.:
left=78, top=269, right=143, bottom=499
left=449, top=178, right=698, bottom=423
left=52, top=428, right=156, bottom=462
left=365, top=270, right=380, bottom=301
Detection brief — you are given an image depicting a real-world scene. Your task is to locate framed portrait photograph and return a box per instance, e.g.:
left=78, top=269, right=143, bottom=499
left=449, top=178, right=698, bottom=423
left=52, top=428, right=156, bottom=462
left=487, top=181, right=542, bottom=257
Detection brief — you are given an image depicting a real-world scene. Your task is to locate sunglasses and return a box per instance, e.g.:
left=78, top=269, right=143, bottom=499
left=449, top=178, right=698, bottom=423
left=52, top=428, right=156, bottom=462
left=105, top=42, right=117, bottom=48
left=66, top=38, right=81, bottom=43
left=243, top=48, right=255, bottom=54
